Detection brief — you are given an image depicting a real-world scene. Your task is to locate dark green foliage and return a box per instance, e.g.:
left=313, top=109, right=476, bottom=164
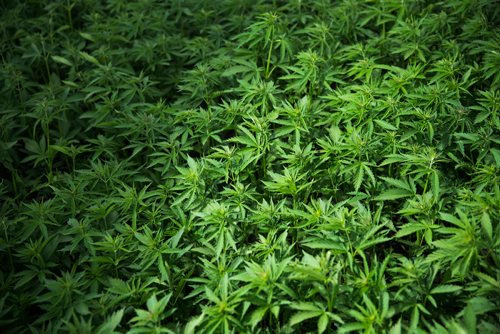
left=0, top=0, right=499, bottom=333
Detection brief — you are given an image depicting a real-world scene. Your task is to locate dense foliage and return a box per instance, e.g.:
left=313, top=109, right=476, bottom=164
left=0, top=0, right=499, bottom=333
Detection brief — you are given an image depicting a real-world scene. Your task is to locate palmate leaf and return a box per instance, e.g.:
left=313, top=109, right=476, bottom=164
left=340, top=161, right=376, bottom=192
left=222, top=58, right=261, bottom=81
left=281, top=66, right=308, bottom=92
left=96, top=309, right=124, bottom=334
left=230, top=125, right=259, bottom=148
left=263, top=168, right=312, bottom=196
left=425, top=210, right=487, bottom=277
left=289, top=302, right=343, bottom=334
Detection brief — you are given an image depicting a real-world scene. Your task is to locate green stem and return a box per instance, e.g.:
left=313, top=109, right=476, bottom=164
left=261, top=153, right=267, bottom=179
left=265, top=39, right=274, bottom=79
left=423, top=174, right=429, bottom=194
left=11, top=171, right=18, bottom=198
left=132, top=203, right=137, bottom=230
left=292, top=193, right=299, bottom=245
left=67, top=0, right=73, bottom=31
left=42, top=41, right=51, bottom=83
left=2, top=220, right=14, bottom=271
left=44, top=56, right=51, bottom=83
left=71, top=195, right=76, bottom=217
left=44, top=124, right=54, bottom=183
left=261, top=95, right=267, bottom=116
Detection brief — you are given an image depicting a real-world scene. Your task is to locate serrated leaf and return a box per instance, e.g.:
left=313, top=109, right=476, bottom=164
left=250, top=307, right=268, bottom=329
left=375, top=119, right=398, bottom=131
left=375, top=188, right=413, bottom=201
left=301, top=239, right=345, bottom=251
left=96, top=309, right=124, bottom=334
left=481, top=212, right=492, bottom=240
left=395, top=223, right=426, bottom=238
left=79, top=51, right=100, bottom=65
left=79, top=32, right=95, bottom=41
left=290, top=311, right=323, bottom=326
left=52, top=55, right=73, bottom=66
left=430, top=285, right=462, bottom=294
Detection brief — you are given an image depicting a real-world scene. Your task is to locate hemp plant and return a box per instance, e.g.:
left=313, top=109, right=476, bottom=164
left=0, top=0, right=499, bottom=333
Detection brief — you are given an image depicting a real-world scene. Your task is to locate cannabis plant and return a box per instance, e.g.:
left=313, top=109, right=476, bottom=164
left=0, top=0, right=499, bottom=333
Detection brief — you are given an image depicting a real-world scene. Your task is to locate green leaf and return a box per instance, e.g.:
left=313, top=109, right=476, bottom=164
left=374, top=119, right=398, bottom=131
left=250, top=307, right=268, bottom=329
left=389, top=318, right=402, bottom=334
left=354, top=166, right=364, bottom=191
left=79, top=32, right=95, bottom=41
left=439, top=212, right=463, bottom=227
left=290, top=311, right=323, bottom=326
left=51, top=55, right=73, bottom=67
left=481, top=212, right=492, bottom=240
left=430, top=285, right=462, bottom=294
left=375, top=188, right=413, bottom=201
left=96, top=309, right=124, bottom=334
left=184, top=314, right=204, bottom=334
left=79, top=51, right=100, bottom=65
left=395, top=223, right=426, bottom=238
left=301, top=239, right=346, bottom=251
left=318, top=314, right=328, bottom=334
left=339, top=323, right=366, bottom=333
left=431, top=171, right=439, bottom=199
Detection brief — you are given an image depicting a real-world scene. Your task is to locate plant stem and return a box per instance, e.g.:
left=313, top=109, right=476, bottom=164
left=67, top=0, right=73, bottom=31
left=265, top=39, right=274, bottom=79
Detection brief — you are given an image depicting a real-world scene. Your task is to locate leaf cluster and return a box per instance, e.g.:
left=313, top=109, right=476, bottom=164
left=0, top=0, right=499, bottom=333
